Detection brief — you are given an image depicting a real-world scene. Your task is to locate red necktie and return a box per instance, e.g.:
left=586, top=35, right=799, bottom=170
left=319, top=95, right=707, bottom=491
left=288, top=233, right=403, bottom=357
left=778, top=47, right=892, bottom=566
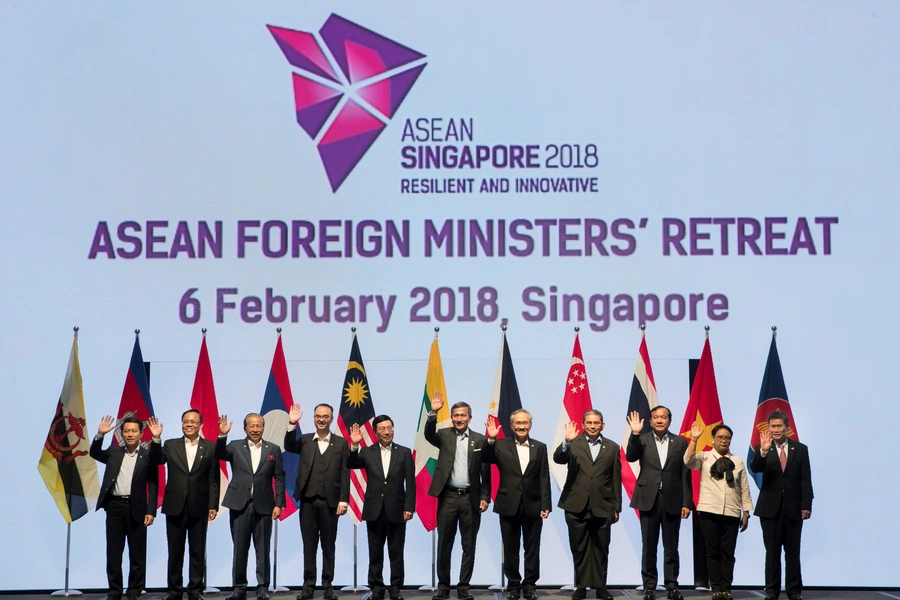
left=778, top=443, right=787, bottom=471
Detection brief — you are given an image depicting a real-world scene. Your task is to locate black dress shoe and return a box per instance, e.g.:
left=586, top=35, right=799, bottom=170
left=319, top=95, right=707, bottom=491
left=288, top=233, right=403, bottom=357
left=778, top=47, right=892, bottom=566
left=572, top=589, right=586, bottom=600
left=390, top=593, right=405, bottom=600
left=166, top=594, right=183, bottom=600
left=507, top=589, right=521, bottom=600
left=298, top=594, right=314, bottom=600
left=788, top=596, right=803, bottom=600
left=257, top=594, right=270, bottom=600
left=667, top=590, right=682, bottom=600
left=324, top=588, right=338, bottom=600
left=643, top=591, right=655, bottom=600
left=188, top=595, right=205, bottom=600
left=457, top=587, right=474, bottom=600
left=433, top=586, right=451, bottom=600
left=596, top=590, right=614, bottom=600
left=764, top=595, right=778, bottom=600
left=225, top=595, right=247, bottom=600
left=522, top=589, right=536, bottom=600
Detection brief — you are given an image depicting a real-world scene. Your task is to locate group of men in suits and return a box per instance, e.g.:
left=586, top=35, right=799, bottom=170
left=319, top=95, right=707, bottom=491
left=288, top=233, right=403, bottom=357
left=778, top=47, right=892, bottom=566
left=90, top=402, right=812, bottom=600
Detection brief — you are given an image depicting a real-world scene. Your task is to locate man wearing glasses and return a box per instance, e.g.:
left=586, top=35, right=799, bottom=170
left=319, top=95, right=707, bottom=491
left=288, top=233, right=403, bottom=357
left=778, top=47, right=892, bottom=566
left=150, top=410, right=221, bottom=600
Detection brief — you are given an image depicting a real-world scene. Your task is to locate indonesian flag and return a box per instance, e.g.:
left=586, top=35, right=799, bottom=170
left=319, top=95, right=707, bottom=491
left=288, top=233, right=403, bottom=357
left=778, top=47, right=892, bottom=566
left=678, top=334, right=724, bottom=508
left=413, top=334, right=449, bottom=531
left=550, top=332, right=594, bottom=490
left=620, top=331, right=658, bottom=517
left=485, top=329, right=523, bottom=500
left=189, top=333, right=229, bottom=520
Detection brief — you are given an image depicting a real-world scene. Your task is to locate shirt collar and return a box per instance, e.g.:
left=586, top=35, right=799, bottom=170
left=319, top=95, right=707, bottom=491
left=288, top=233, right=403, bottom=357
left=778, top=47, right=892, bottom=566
left=515, top=438, right=530, bottom=447
left=184, top=436, right=199, bottom=447
left=456, top=429, right=469, bottom=440
left=654, top=432, right=668, bottom=443
left=380, top=443, right=392, bottom=452
left=585, top=434, right=603, bottom=445
left=248, top=439, right=262, bottom=449
left=316, top=432, right=332, bottom=443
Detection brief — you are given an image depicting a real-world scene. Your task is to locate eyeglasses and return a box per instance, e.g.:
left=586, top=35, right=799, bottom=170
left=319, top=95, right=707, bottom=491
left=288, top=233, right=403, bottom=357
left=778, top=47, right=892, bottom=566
left=182, top=420, right=200, bottom=425
left=714, top=436, right=732, bottom=442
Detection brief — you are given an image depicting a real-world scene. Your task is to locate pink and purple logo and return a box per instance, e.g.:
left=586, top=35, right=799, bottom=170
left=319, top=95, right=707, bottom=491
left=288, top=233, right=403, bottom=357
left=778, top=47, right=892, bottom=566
left=268, top=15, right=426, bottom=191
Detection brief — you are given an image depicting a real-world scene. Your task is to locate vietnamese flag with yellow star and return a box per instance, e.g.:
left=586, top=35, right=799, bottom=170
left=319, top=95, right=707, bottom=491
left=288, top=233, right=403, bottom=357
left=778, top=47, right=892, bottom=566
left=678, top=335, right=724, bottom=508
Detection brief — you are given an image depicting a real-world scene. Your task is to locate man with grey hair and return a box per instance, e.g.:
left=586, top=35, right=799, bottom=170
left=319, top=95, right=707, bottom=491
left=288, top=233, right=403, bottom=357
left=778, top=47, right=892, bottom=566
left=483, top=409, right=551, bottom=600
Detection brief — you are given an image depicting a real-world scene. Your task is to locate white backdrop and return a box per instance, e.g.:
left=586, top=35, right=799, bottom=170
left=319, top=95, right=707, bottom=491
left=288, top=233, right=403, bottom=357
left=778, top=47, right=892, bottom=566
left=2, top=0, right=898, bottom=591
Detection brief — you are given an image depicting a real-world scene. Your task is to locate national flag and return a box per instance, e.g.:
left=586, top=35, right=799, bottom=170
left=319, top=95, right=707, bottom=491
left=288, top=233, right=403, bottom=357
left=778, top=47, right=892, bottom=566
left=413, top=332, right=450, bottom=532
left=485, top=329, right=523, bottom=500
left=259, top=331, right=298, bottom=520
left=620, top=330, right=659, bottom=516
left=115, top=332, right=165, bottom=506
left=189, top=332, right=229, bottom=519
left=747, top=330, right=798, bottom=489
left=678, top=333, right=724, bottom=508
left=38, top=330, right=100, bottom=523
left=549, top=332, right=594, bottom=490
left=335, top=332, right=376, bottom=525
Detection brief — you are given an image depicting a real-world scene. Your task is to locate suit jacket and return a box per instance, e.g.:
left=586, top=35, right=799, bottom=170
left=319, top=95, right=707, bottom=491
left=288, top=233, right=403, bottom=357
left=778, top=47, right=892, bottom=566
left=749, top=440, right=813, bottom=519
left=424, top=417, right=492, bottom=510
left=553, top=435, right=621, bottom=517
left=625, top=431, right=693, bottom=514
left=481, top=437, right=551, bottom=518
left=216, top=437, right=286, bottom=515
left=283, top=429, right=350, bottom=507
left=150, top=436, right=220, bottom=518
left=347, top=443, right=416, bottom=524
left=91, top=437, right=159, bottom=523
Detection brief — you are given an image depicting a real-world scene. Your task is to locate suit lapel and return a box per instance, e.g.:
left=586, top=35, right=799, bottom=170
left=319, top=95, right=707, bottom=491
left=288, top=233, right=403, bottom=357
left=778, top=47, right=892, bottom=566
left=175, top=437, right=190, bottom=473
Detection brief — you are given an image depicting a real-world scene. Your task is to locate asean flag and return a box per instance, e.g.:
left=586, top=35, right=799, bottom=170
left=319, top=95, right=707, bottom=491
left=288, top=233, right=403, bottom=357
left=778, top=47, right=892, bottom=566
left=260, top=332, right=299, bottom=520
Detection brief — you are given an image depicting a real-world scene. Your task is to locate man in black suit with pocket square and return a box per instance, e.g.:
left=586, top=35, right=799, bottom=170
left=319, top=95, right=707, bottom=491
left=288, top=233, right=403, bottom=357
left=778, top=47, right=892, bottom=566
left=347, top=416, right=415, bottom=600
left=625, top=407, right=692, bottom=600
left=554, top=410, right=621, bottom=600
left=284, top=402, right=350, bottom=600
left=483, top=409, right=551, bottom=600
left=91, top=414, right=159, bottom=600
left=750, top=410, right=813, bottom=600
left=150, top=409, right=221, bottom=600
left=216, top=413, right=286, bottom=600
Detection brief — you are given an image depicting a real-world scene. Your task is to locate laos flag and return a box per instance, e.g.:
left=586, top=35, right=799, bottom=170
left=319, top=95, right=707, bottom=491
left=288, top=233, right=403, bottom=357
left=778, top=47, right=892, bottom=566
left=260, top=332, right=298, bottom=520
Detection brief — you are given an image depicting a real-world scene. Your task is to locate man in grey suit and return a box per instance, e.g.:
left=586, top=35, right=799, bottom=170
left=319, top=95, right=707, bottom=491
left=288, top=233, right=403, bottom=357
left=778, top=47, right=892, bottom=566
left=424, top=391, right=491, bottom=600
left=216, top=413, right=286, bottom=600
left=554, top=410, right=621, bottom=600
left=625, top=407, right=692, bottom=600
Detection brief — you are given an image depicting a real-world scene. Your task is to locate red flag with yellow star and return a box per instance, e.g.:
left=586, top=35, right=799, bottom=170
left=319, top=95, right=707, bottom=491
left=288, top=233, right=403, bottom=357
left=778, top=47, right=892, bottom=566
left=678, top=336, right=723, bottom=508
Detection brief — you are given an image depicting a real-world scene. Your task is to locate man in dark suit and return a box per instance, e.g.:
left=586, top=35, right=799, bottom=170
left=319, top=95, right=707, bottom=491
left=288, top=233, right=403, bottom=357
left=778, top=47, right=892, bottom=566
left=216, top=413, right=286, bottom=600
left=749, top=410, right=813, bottom=600
left=483, top=409, right=551, bottom=600
left=625, top=407, right=692, bottom=600
left=554, top=410, right=621, bottom=600
left=424, top=391, right=491, bottom=600
left=149, top=409, right=221, bottom=600
left=347, top=416, right=415, bottom=600
left=91, top=414, right=159, bottom=600
left=284, top=403, right=350, bottom=600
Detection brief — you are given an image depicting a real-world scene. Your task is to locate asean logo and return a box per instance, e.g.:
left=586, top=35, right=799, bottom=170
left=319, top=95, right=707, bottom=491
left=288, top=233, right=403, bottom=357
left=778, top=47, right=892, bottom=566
left=268, top=15, right=426, bottom=191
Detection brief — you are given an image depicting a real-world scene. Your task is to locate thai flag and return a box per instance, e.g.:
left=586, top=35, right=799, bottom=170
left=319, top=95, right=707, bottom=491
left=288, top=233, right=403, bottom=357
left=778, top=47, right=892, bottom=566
left=620, top=331, right=658, bottom=518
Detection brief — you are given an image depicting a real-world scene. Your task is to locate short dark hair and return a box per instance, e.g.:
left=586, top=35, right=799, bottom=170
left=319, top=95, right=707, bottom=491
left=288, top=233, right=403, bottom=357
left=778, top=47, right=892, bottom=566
left=181, top=409, right=202, bottom=424
left=767, top=409, right=790, bottom=428
left=650, top=405, right=672, bottom=421
left=373, top=415, right=393, bottom=430
left=314, top=403, right=334, bottom=416
left=711, top=423, right=733, bottom=438
left=450, top=402, right=472, bottom=416
left=243, top=413, right=264, bottom=428
left=120, top=416, right=144, bottom=432
left=583, top=409, right=603, bottom=423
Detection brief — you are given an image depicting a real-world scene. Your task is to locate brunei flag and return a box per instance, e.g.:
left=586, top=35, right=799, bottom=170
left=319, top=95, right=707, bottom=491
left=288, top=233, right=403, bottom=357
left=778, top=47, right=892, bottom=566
left=747, top=331, right=798, bottom=489
left=115, top=333, right=165, bottom=506
left=38, top=330, right=100, bottom=523
left=413, top=333, right=449, bottom=531
left=620, top=330, right=659, bottom=516
left=485, top=328, right=522, bottom=500
left=678, top=333, right=724, bottom=508
left=550, top=332, right=594, bottom=490
left=335, top=332, right=376, bottom=525
left=259, top=331, right=298, bottom=520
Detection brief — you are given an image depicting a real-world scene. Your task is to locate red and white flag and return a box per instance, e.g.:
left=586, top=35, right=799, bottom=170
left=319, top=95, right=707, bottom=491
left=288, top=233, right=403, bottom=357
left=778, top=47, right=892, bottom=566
left=620, top=330, right=659, bottom=517
left=549, top=332, right=594, bottom=490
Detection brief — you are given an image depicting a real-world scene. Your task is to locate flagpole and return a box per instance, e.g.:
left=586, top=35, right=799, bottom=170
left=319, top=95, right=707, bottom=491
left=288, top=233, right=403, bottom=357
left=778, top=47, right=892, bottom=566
left=418, top=529, right=438, bottom=592
left=772, top=325, right=777, bottom=339
left=488, top=543, right=506, bottom=591
left=270, top=519, right=289, bottom=592
left=204, top=548, right=220, bottom=594
left=51, top=522, right=82, bottom=597
left=341, top=523, right=369, bottom=593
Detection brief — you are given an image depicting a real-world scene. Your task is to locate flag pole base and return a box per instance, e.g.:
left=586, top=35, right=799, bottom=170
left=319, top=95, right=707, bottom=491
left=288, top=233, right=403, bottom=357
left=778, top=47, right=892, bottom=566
left=488, top=585, right=506, bottom=591
left=270, top=585, right=290, bottom=592
left=635, top=586, right=666, bottom=592
left=341, top=585, right=371, bottom=593
left=204, top=586, right=221, bottom=594
left=51, top=591, right=82, bottom=597
left=559, top=585, right=575, bottom=591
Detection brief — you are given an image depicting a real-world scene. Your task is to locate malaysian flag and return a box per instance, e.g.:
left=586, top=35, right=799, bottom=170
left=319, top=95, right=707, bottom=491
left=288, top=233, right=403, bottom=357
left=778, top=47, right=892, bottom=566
left=335, top=332, right=376, bottom=524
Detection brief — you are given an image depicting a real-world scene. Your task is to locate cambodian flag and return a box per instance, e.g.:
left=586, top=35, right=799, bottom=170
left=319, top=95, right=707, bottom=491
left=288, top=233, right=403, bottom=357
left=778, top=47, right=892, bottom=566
left=260, top=333, right=298, bottom=520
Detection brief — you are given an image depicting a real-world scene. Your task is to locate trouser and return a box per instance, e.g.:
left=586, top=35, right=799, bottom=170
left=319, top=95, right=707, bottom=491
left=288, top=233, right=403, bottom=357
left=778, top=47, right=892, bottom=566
left=105, top=497, right=147, bottom=599
left=300, top=496, right=340, bottom=592
left=639, top=492, right=682, bottom=591
left=699, top=512, right=740, bottom=594
left=229, top=502, right=273, bottom=595
left=436, top=490, right=481, bottom=587
left=760, top=506, right=804, bottom=598
left=499, top=502, right=543, bottom=589
left=565, top=507, right=611, bottom=591
left=166, top=509, right=209, bottom=595
left=366, top=506, right=407, bottom=595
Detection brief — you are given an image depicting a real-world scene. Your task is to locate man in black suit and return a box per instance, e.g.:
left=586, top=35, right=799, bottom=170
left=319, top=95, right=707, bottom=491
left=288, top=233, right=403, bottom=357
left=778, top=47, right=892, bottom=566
left=216, top=413, right=286, bottom=600
left=424, top=391, right=491, bottom=600
left=483, top=409, right=551, bottom=600
left=347, top=416, right=415, bottom=600
left=625, top=407, right=692, bottom=600
left=554, top=410, right=621, bottom=600
left=149, top=409, right=221, bottom=600
left=749, top=410, right=813, bottom=600
left=284, top=403, right=350, bottom=600
left=91, top=415, right=159, bottom=600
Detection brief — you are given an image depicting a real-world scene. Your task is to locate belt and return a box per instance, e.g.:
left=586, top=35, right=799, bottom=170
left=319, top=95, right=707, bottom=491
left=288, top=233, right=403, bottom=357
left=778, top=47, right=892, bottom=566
left=446, top=486, right=471, bottom=495
left=113, top=495, right=131, bottom=502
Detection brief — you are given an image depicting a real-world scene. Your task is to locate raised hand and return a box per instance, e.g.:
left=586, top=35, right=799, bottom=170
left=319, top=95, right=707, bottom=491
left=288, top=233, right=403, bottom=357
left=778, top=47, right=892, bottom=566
left=147, top=416, right=163, bottom=439
left=626, top=411, right=644, bottom=435
left=485, top=418, right=501, bottom=440
left=289, top=403, right=302, bottom=425
left=218, top=414, right=232, bottom=436
left=97, top=415, right=115, bottom=436
left=349, top=423, right=363, bottom=445
left=690, top=421, right=703, bottom=441
left=430, top=391, right=444, bottom=413
left=759, top=428, right=773, bottom=452
left=564, top=421, right=578, bottom=443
